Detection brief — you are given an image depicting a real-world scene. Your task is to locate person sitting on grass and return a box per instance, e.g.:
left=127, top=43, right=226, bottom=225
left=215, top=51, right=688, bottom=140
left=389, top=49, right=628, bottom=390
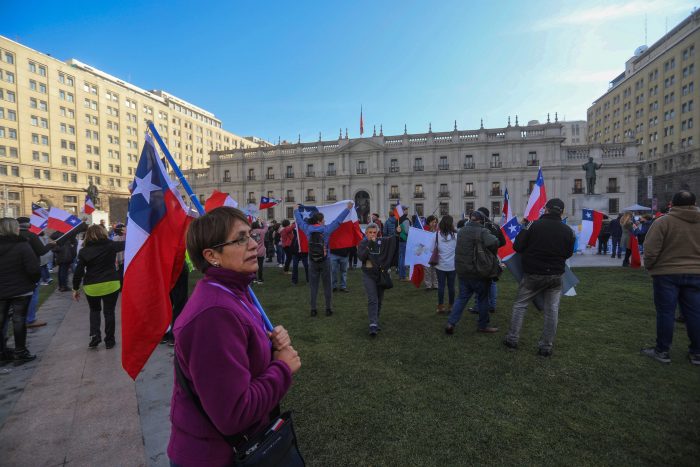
left=357, top=223, right=397, bottom=337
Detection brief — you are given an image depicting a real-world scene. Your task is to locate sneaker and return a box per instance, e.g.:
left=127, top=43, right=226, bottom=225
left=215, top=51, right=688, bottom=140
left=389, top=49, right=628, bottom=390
left=325, top=309, right=333, bottom=316
left=537, top=348, right=553, bottom=357
left=503, top=339, right=518, bottom=350
left=689, top=353, right=700, bottom=366
left=13, top=350, right=36, bottom=366
left=89, top=336, right=102, bottom=348
left=310, top=309, right=318, bottom=317
left=445, top=324, right=455, bottom=335
left=640, top=347, right=671, bottom=364
left=26, top=320, right=47, bottom=328
left=278, top=264, right=284, bottom=268
left=105, top=340, right=116, bottom=350
left=477, top=327, right=499, bottom=333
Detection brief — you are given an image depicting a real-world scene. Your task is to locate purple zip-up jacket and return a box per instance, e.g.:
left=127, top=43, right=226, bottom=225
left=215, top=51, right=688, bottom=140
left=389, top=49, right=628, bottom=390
left=168, top=267, right=293, bottom=467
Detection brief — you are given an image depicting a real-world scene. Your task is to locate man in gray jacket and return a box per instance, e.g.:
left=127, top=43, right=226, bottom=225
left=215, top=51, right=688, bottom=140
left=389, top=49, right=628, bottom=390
left=445, top=210, right=499, bottom=335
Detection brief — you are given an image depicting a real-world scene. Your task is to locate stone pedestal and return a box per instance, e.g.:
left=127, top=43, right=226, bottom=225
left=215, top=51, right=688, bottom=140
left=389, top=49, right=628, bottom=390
left=571, top=194, right=608, bottom=220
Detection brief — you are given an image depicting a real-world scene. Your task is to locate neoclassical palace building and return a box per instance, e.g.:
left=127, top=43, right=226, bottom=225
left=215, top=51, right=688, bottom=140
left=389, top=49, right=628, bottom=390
left=194, top=118, right=639, bottom=224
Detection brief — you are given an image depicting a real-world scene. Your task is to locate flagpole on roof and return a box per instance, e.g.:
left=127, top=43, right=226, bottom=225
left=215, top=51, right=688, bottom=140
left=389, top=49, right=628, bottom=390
left=145, top=121, right=274, bottom=332
left=147, top=121, right=205, bottom=215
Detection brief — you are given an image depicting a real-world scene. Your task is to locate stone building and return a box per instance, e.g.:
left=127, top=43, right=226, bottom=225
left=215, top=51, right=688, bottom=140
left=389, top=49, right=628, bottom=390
left=0, top=35, right=259, bottom=221
left=587, top=10, right=699, bottom=208
left=197, top=118, right=639, bottom=224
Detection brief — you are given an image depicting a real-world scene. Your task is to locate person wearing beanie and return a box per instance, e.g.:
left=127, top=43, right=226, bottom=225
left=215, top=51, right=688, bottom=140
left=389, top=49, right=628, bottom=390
left=504, top=198, right=575, bottom=357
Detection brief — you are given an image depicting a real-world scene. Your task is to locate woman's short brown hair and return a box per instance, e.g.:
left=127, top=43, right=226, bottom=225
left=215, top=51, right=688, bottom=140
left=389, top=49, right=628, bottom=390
left=85, top=224, right=108, bottom=243
left=187, top=207, right=250, bottom=272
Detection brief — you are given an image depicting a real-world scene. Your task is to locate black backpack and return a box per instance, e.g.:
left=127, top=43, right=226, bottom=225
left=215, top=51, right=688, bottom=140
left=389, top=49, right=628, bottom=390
left=309, top=231, right=326, bottom=263
left=472, top=234, right=502, bottom=279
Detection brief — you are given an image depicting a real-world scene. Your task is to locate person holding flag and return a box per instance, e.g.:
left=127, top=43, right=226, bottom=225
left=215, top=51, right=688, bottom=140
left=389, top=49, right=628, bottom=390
left=294, top=202, right=353, bottom=316
left=395, top=205, right=411, bottom=280
left=503, top=199, right=575, bottom=357
left=168, top=207, right=301, bottom=466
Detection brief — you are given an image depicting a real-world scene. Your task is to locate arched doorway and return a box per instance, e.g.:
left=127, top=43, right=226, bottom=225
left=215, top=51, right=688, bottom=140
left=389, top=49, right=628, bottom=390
left=354, top=191, right=370, bottom=224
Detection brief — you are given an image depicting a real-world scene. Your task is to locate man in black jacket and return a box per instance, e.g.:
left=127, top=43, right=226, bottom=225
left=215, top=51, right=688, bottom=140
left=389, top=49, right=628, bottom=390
left=474, top=207, right=506, bottom=314
left=446, top=211, right=500, bottom=335
left=17, top=217, right=53, bottom=328
left=504, top=198, right=575, bottom=356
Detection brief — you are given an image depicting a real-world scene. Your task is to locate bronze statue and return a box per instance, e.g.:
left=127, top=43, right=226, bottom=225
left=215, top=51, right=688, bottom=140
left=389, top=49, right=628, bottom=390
left=85, top=181, right=99, bottom=206
left=581, top=157, right=602, bottom=195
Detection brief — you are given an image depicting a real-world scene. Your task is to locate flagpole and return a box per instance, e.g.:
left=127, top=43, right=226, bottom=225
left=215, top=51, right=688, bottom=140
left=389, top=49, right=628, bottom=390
left=146, top=121, right=274, bottom=332
left=147, top=121, right=205, bottom=215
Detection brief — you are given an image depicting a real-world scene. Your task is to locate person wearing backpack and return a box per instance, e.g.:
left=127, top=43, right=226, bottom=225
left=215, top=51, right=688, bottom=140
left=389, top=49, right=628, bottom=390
left=503, top=198, right=575, bottom=357
left=294, top=202, right=353, bottom=317
left=445, top=210, right=500, bottom=335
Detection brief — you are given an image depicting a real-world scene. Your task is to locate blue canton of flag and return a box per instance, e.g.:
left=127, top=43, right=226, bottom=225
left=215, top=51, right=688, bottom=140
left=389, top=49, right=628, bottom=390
left=129, top=136, right=170, bottom=234
left=503, top=216, right=522, bottom=242
left=582, top=208, right=593, bottom=220
left=297, top=204, right=319, bottom=222
left=67, top=216, right=81, bottom=227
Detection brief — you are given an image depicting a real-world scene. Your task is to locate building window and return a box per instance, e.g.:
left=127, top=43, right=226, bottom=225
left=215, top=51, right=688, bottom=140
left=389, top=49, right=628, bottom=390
left=439, top=183, right=449, bottom=197
left=327, top=162, right=335, bottom=176
left=266, top=208, right=275, bottom=220
left=306, top=164, right=315, bottom=177
left=415, top=204, right=424, bottom=216
left=414, top=158, right=424, bottom=171
left=267, top=167, right=274, bottom=179
left=609, top=198, right=619, bottom=214
left=247, top=168, right=255, bottom=181
left=390, top=185, right=400, bottom=199
left=464, top=182, right=474, bottom=197
left=357, top=160, right=367, bottom=174
left=527, top=151, right=538, bottom=166
left=464, top=201, right=475, bottom=214
left=491, top=202, right=501, bottom=218
left=286, top=166, right=294, bottom=178
left=286, top=190, right=294, bottom=202
left=438, top=156, right=449, bottom=170
left=414, top=184, right=424, bottom=198
left=327, top=188, right=336, bottom=201
left=607, top=178, right=619, bottom=193
left=490, top=154, right=502, bottom=168
left=573, top=179, right=583, bottom=194
left=223, top=169, right=231, bottom=182
left=439, top=203, right=449, bottom=216
left=306, top=189, right=315, bottom=202
left=286, top=207, right=294, bottom=219
left=491, top=182, right=501, bottom=196
left=390, top=159, right=399, bottom=173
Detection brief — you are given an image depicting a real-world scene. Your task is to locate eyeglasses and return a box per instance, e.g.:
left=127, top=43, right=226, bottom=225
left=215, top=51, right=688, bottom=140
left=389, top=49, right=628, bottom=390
left=210, top=233, right=260, bottom=249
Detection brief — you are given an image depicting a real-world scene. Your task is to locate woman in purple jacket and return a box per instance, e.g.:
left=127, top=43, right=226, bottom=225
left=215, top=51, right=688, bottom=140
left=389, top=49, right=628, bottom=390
left=168, top=207, right=301, bottom=467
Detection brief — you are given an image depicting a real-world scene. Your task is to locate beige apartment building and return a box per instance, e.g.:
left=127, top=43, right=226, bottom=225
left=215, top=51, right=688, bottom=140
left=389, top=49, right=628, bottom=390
left=587, top=10, right=700, bottom=207
left=0, top=35, right=257, bottom=221
left=197, top=119, right=638, bottom=224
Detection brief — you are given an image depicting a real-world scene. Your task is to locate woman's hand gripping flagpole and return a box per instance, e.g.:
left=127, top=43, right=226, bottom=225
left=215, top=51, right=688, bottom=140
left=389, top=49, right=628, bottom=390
left=146, top=121, right=274, bottom=333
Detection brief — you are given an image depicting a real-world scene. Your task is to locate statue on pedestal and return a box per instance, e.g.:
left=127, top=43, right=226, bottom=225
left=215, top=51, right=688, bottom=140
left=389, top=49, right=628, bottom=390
left=581, top=157, right=602, bottom=195
left=85, top=182, right=99, bottom=207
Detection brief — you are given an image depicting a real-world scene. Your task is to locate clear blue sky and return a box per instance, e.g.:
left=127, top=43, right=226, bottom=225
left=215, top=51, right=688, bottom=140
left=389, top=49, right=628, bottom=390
left=4, top=0, right=697, bottom=143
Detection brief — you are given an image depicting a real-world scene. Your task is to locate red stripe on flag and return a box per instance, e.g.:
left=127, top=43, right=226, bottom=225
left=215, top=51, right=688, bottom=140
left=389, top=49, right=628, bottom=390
left=410, top=264, right=424, bottom=288
left=630, top=234, right=642, bottom=269
left=587, top=210, right=604, bottom=247
left=497, top=227, right=515, bottom=260
left=296, top=221, right=362, bottom=253
left=121, top=189, right=192, bottom=380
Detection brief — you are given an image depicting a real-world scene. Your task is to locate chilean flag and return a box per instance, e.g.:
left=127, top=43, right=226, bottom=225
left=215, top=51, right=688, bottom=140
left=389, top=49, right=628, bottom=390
left=259, top=196, right=281, bottom=210
left=204, top=190, right=238, bottom=212
left=83, top=195, right=95, bottom=215
left=295, top=200, right=363, bottom=253
left=393, top=200, right=404, bottom=221
left=524, top=167, right=547, bottom=221
left=501, top=188, right=512, bottom=225
left=29, top=203, right=49, bottom=234
left=121, top=135, right=195, bottom=380
left=581, top=208, right=604, bottom=247
left=47, top=207, right=83, bottom=234
left=498, top=216, right=522, bottom=260
left=630, top=234, right=642, bottom=269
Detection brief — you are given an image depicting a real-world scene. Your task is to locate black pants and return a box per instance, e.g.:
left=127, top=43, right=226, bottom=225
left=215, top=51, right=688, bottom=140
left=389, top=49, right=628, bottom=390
left=623, top=248, right=632, bottom=266
left=283, top=246, right=293, bottom=272
left=257, top=256, right=265, bottom=281
left=170, top=267, right=189, bottom=326
left=0, top=296, right=31, bottom=354
left=597, top=235, right=610, bottom=254
left=86, top=291, right=119, bottom=344
left=58, top=262, right=71, bottom=289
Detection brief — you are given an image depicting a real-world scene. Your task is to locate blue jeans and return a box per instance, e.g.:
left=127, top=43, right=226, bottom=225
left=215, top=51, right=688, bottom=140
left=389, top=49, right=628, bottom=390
left=448, top=277, right=490, bottom=329
left=652, top=274, right=700, bottom=354
left=330, top=254, right=349, bottom=290
left=40, top=264, right=51, bottom=283
left=610, top=236, right=621, bottom=257
left=291, top=254, right=308, bottom=284
left=276, top=244, right=285, bottom=265
left=26, top=285, right=40, bottom=324
left=437, top=269, right=456, bottom=305
left=476, top=281, right=497, bottom=312
left=398, top=242, right=408, bottom=279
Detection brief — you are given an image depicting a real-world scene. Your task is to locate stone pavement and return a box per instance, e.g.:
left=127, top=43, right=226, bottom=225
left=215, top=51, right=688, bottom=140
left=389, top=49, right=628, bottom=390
left=0, top=257, right=628, bottom=466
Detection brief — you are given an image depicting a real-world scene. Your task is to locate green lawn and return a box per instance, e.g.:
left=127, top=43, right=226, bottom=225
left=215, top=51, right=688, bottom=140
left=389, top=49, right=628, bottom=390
left=191, top=267, right=700, bottom=466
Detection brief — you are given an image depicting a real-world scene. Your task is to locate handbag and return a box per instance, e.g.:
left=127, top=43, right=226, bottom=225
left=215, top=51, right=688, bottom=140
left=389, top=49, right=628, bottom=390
left=174, top=358, right=305, bottom=466
left=428, top=232, right=439, bottom=266
left=377, top=268, right=393, bottom=289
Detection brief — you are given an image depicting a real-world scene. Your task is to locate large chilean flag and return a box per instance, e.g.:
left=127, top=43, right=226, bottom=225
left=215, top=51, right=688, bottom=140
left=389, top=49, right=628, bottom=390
left=581, top=208, right=604, bottom=247
left=121, top=135, right=195, bottom=380
left=47, top=206, right=83, bottom=234
left=204, top=190, right=238, bottom=212
left=524, top=167, right=547, bottom=221
left=295, top=200, right=363, bottom=253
